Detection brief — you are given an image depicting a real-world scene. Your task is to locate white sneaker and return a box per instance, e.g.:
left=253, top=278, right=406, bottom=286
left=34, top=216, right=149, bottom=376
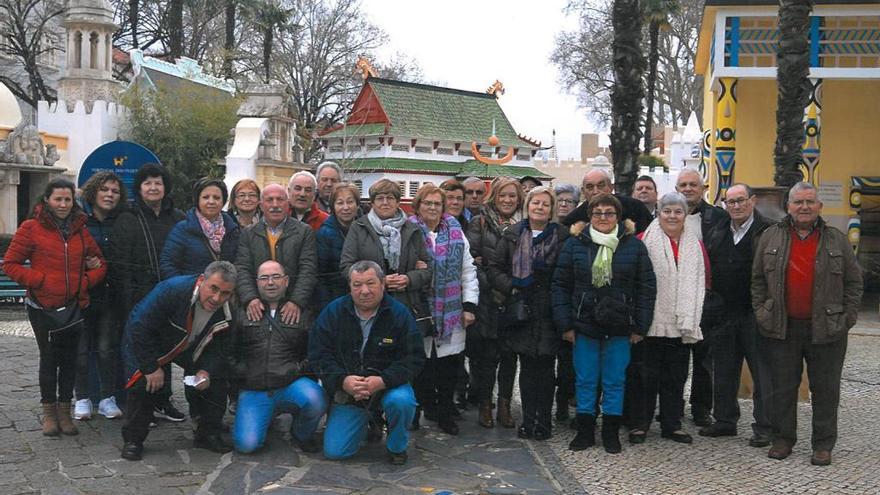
left=97, top=397, right=123, bottom=419
left=74, top=399, right=92, bottom=420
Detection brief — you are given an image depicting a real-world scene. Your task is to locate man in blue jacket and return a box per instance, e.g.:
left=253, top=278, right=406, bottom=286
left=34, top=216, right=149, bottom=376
left=120, top=261, right=237, bottom=460
left=309, top=260, right=424, bottom=465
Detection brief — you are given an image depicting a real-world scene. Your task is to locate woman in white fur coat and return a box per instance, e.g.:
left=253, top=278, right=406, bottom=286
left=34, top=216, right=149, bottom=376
left=637, top=192, right=710, bottom=444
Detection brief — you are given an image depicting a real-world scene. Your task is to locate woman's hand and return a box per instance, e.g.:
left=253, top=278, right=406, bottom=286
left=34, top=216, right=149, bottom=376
left=85, top=256, right=101, bottom=270
left=630, top=334, right=644, bottom=344
left=562, top=330, right=575, bottom=343
left=463, top=311, right=476, bottom=327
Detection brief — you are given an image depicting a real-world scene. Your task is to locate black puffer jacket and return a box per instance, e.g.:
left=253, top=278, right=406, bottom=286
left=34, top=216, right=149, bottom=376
left=465, top=212, right=510, bottom=340
left=109, top=198, right=184, bottom=313
left=488, top=221, right=569, bottom=358
left=233, top=305, right=310, bottom=391
left=552, top=224, right=656, bottom=339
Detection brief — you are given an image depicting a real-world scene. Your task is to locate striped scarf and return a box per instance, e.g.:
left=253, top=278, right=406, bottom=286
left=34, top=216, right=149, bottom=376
left=409, top=213, right=465, bottom=343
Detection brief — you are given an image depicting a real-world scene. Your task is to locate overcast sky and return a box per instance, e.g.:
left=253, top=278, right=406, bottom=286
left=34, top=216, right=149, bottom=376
left=362, top=0, right=600, bottom=161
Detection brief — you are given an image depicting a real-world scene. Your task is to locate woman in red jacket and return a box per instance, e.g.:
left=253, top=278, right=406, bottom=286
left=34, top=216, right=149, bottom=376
left=3, top=178, right=106, bottom=437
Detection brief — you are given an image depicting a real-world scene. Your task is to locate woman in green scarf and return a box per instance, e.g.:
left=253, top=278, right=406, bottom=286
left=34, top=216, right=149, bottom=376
left=552, top=194, right=657, bottom=454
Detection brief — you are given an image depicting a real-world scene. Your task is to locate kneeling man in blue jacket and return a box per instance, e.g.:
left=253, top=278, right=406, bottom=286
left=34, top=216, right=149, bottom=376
left=120, top=261, right=237, bottom=460
left=309, top=260, right=425, bottom=465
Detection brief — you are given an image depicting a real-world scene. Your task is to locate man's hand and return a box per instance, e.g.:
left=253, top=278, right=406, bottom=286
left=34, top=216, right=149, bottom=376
left=342, top=375, right=370, bottom=401
left=145, top=367, right=165, bottom=394
left=280, top=301, right=301, bottom=325
left=363, top=376, right=386, bottom=396
left=247, top=299, right=264, bottom=322
left=385, top=274, right=409, bottom=291
left=463, top=311, right=476, bottom=327
left=415, top=260, right=428, bottom=270
left=194, top=370, right=211, bottom=391
left=562, top=330, right=575, bottom=343
left=630, top=334, right=644, bottom=344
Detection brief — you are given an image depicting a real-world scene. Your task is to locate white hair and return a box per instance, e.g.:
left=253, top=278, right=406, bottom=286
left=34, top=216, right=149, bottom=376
left=788, top=181, right=818, bottom=202
left=584, top=167, right=614, bottom=185
left=288, top=171, right=317, bottom=190
left=676, top=167, right=703, bottom=184
left=316, top=161, right=343, bottom=179
left=462, top=176, right=485, bottom=188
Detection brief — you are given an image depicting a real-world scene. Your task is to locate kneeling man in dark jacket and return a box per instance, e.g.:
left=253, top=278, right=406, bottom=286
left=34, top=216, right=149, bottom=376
left=309, top=260, right=425, bottom=465
left=232, top=260, right=326, bottom=454
left=120, top=261, right=238, bottom=460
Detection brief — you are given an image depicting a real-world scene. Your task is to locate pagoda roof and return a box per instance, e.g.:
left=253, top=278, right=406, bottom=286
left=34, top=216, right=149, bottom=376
left=340, top=157, right=553, bottom=180
left=321, top=78, right=538, bottom=148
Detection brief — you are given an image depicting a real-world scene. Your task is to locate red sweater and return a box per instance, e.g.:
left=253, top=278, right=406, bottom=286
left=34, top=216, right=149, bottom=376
left=785, top=227, right=819, bottom=320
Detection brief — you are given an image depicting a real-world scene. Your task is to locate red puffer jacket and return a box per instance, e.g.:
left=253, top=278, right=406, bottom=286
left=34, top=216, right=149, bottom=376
left=3, top=203, right=107, bottom=309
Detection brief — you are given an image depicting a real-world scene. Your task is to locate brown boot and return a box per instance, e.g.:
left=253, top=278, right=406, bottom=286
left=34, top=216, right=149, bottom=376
left=41, top=403, right=59, bottom=437
left=56, top=402, right=79, bottom=436
left=497, top=398, right=515, bottom=429
left=478, top=401, right=495, bottom=428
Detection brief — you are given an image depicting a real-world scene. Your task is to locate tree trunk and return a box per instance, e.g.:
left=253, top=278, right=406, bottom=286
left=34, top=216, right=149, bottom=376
left=774, top=0, right=815, bottom=187
left=610, top=0, right=646, bottom=196
left=129, top=0, right=139, bottom=48
left=223, top=0, right=236, bottom=79
left=263, top=28, right=273, bottom=83
left=643, top=19, right=661, bottom=155
left=167, top=0, right=184, bottom=59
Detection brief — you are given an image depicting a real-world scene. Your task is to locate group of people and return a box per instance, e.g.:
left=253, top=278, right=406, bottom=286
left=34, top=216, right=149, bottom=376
left=1, top=160, right=863, bottom=467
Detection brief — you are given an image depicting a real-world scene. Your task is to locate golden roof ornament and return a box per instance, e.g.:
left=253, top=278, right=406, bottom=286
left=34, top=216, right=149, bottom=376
left=471, top=119, right=513, bottom=165
left=356, top=56, right=378, bottom=80
left=486, top=80, right=504, bottom=98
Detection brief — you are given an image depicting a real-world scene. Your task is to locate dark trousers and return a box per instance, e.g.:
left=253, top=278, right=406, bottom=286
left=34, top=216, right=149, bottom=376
left=624, top=339, right=649, bottom=430
left=689, top=340, right=713, bottom=415
left=766, top=319, right=848, bottom=451
left=709, top=313, right=772, bottom=434
left=414, top=350, right=463, bottom=416
left=122, top=358, right=227, bottom=445
left=518, top=354, right=555, bottom=430
left=75, top=306, right=120, bottom=400
left=644, top=337, right=690, bottom=432
left=28, top=306, right=80, bottom=403
left=555, top=342, right=575, bottom=410
left=468, top=336, right=517, bottom=402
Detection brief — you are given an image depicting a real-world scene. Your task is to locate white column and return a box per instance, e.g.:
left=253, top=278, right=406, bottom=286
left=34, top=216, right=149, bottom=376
left=66, top=31, right=74, bottom=68
left=81, top=31, right=91, bottom=70
left=96, top=34, right=105, bottom=71
left=106, top=34, right=112, bottom=74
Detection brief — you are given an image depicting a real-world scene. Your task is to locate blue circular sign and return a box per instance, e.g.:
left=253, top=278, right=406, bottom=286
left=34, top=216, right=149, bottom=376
left=78, top=141, right=161, bottom=201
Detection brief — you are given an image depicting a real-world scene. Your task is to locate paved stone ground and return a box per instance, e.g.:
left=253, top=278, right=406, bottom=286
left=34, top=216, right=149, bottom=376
left=1, top=302, right=879, bottom=494
left=0, top=310, right=564, bottom=495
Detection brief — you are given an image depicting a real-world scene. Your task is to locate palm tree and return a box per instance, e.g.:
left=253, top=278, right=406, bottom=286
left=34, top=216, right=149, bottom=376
left=642, top=0, right=679, bottom=155
left=774, top=0, right=815, bottom=187
left=246, top=0, right=295, bottom=84
left=610, top=0, right=646, bottom=195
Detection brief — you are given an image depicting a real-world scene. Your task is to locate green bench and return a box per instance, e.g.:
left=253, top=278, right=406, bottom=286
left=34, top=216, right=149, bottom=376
left=0, top=260, right=27, bottom=303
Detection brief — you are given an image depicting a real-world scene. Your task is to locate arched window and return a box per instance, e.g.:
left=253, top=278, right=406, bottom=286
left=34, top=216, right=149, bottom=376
left=89, top=32, right=99, bottom=69
left=74, top=31, right=83, bottom=68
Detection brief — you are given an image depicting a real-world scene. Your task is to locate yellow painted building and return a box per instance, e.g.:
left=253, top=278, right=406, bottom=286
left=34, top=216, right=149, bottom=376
left=695, top=0, right=880, bottom=256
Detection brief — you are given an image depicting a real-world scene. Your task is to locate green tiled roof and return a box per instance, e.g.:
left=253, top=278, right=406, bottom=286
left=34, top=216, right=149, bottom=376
left=337, top=157, right=553, bottom=180
left=364, top=78, right=535, bottom=148
left=320, top=123, right=387, bottom=139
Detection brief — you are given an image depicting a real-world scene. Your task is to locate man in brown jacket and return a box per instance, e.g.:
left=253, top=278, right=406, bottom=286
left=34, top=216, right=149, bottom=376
left=751, top=182, right=863, bottom=466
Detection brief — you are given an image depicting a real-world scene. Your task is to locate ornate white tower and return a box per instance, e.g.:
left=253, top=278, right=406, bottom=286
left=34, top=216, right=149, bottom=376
left=58, top=0, right=120, bottom=110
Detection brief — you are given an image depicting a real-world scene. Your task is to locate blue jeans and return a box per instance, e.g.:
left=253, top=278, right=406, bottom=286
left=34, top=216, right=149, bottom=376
left=323, top=384, right=417, bottom=459
left=574, top=335, right=631, bottom=416
left=233, top=378, right=327, bottom=454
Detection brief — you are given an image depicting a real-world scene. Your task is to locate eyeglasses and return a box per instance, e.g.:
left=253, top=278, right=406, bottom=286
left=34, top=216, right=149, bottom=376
left=256, top=274, right=287, bottom=282
left=236, top=192, right=259, bottom=200
left=421, top=201, right=443, bottom=209
left=724, top=197, right=752, bottom=207
left=465, top=190, right=485, bottom=196
left=558, top=199, right=576, bottom=205
left=591, top=211, right=617, bottom=219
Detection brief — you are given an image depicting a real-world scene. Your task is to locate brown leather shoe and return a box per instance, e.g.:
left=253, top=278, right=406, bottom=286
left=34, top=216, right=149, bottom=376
left=768, top=440, right=792, bottom=460
left=41, top=403, right=59, bottom=437
left=497, top=398, right=515, bottom=429
left=811, top=449, right=832, bottom=466
left=478, top=401, right=495, bottom=428
left=56, top=402, right=79, bottom=436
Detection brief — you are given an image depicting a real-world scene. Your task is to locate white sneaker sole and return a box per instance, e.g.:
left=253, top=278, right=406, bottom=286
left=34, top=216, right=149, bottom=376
left=73, top=413, right=91, bottom=420
left=100, top=410, right=123, bottom=419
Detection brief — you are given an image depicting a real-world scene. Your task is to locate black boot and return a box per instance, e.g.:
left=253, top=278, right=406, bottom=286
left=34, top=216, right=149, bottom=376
left=568, top=414, right=596, bottom=451
left=602, top=415, right=622, bottom=454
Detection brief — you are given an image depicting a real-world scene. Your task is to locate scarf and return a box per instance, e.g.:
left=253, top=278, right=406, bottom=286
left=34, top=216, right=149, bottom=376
left=484, top=205, right=518, bottom=230
left=409, top=213, right=465, bottom=343
left=367, top=207, right=407, bottom=271
left=195, top=209, right=225, bottom=254
left=52, top=214, right=73, bottom=240
left=641, top=218, right=705, bottom=343
left=589, top=225, right=619, bottom=288
left=512, top=219, right=560, bottom=289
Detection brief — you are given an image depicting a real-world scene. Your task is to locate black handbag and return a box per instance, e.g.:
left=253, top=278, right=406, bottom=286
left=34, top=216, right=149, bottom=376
left=33, top=232, right=86, bottom=337
left=503, top=294, right=531, bottom=326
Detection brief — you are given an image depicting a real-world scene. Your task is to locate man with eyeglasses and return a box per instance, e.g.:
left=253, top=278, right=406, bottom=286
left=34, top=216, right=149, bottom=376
left=560, top=167, right=653, bottom=234
left=462, top=177, right=487, bottom=219
left=752, top=182, right=862, bottom=466
left=700, top=183, right=773, bottom=448
left=235, top=184, right=318, bottom=327
left=674, top=168, right=729, bottom=428
left=231, top=260, right=327, bottom=454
